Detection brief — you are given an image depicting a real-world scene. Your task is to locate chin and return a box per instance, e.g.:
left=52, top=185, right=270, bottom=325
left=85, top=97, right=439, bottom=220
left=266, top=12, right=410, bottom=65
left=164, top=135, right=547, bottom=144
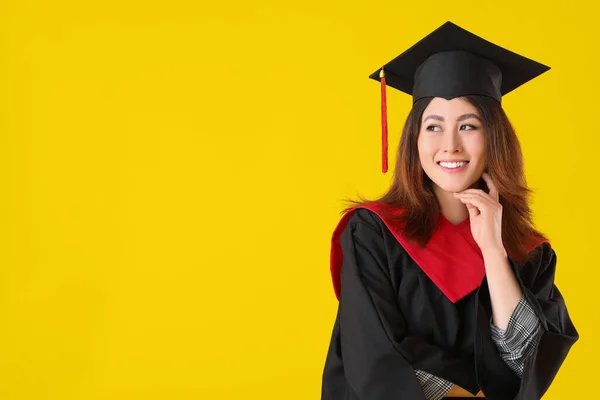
left=437, top=184, right=467, bottom=193
left=431, top=177, right=477, bottom=193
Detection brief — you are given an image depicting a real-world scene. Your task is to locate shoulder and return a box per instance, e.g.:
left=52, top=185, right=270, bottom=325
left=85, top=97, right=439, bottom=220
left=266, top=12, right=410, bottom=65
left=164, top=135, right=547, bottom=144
left=527, top=241, right=556, bottom=268
left=339, top=208, right=392, bottom=273
left=517, top=241, right=557, bottom=284
left=344, top=207, right=387, bottom=237
left=336, top=206, right=414, bottom=280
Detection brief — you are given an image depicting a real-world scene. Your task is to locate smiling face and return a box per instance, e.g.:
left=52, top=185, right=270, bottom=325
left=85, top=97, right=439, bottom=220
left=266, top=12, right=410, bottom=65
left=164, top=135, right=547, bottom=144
left=417, top=97, right=487, bottom=195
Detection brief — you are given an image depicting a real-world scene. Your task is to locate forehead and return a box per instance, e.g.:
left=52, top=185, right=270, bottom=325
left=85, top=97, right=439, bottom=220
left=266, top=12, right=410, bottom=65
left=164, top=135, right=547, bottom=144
left=423, top=97, right=479, bottom=117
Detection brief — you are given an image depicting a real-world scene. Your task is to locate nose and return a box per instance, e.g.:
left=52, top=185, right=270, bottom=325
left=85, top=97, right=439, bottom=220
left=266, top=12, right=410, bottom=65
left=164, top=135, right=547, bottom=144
left=443, top=129, right=462, bottom=153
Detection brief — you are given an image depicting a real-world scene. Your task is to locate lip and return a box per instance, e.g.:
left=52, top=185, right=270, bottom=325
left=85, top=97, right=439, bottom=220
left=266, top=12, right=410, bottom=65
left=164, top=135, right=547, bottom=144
left=438, top=161, right=469, bottom=173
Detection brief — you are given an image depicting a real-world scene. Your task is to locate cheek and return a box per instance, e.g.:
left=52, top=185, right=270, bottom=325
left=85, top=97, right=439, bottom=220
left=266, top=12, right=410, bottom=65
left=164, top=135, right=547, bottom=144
left=417, top=136, right=436, bottom=161
left=466, top=134, right=485, bottom=159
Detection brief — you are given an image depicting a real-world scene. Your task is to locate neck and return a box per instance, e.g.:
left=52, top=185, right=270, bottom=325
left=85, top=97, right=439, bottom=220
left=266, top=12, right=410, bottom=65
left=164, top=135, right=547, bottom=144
left=434, top=179, right=482, bottom=226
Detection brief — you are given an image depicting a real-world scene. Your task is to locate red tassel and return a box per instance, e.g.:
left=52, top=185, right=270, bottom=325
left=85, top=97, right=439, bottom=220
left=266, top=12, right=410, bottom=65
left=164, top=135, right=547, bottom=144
left=380, top=67, right=388, bottom=174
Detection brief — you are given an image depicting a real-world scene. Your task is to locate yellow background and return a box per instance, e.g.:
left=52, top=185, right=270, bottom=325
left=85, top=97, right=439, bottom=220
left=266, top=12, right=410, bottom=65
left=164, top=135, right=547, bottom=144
left=0, top=0, right=596, bottom=398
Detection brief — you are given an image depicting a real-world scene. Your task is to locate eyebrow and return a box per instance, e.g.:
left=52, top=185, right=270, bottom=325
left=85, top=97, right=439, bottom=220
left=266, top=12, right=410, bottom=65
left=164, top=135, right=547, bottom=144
left=423, top=113, right=482, bottom=123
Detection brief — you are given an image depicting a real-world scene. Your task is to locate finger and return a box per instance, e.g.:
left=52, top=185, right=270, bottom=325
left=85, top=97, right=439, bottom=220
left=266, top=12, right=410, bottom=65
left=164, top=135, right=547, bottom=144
left=455, top=189, right=491, bottom=198
left=457, top=195, right=491, bottom=212
left=462, top=199, right=480, bottom=217
left=481, top=172, right=499, bottom=202
left=458, top=194, right=498, bottom=208
left=454, top=191, right=495, bottom=206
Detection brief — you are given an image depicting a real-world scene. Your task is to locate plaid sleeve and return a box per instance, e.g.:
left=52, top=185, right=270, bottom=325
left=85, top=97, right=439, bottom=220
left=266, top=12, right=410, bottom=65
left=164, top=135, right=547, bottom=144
left=489, top=294, right=544, bottom=376
left=414, top=369, right=453, bottom=400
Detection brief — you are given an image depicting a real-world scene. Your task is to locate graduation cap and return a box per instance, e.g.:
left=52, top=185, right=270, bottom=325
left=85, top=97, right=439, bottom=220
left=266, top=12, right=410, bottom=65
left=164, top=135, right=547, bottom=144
left=371, top=21, right=550, bottom=173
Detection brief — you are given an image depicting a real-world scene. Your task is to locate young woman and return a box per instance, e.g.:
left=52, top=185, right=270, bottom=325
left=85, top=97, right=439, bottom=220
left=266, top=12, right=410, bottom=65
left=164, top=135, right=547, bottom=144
left=321, top=22, right=578, bottom=400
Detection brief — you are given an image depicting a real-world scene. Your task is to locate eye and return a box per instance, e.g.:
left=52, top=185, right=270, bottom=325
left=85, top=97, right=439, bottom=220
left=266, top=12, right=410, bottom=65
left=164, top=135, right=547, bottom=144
left=426, top=125, right=441, bottom=132
left=460, top=124, right=478, bottom=131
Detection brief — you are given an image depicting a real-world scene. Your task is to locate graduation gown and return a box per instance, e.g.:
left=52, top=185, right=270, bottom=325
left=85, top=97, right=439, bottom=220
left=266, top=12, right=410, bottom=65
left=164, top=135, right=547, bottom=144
left=321, top=203, right=578, bottom=400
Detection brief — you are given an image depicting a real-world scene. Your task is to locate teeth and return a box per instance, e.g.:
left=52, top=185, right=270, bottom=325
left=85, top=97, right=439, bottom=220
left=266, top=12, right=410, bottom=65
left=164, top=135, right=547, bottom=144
left=439, top=161, right=467, bottom=169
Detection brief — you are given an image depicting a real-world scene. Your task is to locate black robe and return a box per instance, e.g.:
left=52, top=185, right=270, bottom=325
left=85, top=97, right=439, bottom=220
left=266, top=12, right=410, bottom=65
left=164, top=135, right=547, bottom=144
left=321, top=208, right=578, bottom=400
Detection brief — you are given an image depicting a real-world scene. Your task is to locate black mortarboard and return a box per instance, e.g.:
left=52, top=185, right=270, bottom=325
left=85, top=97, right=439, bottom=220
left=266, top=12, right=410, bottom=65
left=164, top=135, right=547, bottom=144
left=371, top=21, right=550, bottom=173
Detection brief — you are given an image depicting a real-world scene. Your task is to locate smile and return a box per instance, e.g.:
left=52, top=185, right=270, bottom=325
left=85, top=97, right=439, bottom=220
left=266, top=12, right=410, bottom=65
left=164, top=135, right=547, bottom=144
left=438, top=161, right=469, bottom=172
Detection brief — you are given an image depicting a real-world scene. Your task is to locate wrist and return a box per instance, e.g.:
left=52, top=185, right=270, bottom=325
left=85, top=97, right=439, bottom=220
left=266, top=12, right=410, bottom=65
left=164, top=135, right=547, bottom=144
left=482, top=246, right=507, bottom=260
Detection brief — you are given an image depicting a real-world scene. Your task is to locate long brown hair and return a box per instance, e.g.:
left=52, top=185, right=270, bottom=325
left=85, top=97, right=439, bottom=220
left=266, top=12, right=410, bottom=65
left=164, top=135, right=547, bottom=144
left=343, top=95, right=548, bottom=262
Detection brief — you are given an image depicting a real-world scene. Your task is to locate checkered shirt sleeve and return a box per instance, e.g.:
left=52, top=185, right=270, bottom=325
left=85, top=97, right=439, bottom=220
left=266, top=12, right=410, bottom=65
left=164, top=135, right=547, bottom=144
left=489, top=294, right=544, bottom=376
left=414, top=369, right=453, bottom=400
